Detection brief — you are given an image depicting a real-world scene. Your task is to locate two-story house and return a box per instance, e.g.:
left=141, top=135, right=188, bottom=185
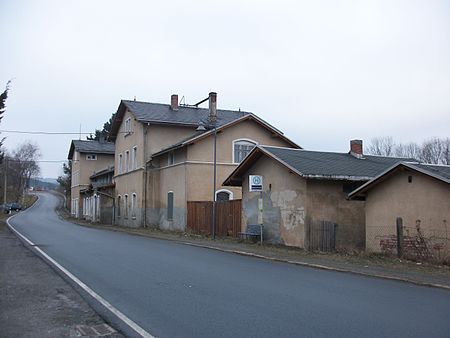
left=67, top=139, right=115, bottom=218
left=108, top=92, right=299, bottom=229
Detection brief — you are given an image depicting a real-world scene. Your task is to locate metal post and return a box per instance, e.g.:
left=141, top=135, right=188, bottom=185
left=212, top=125, right=217, bottom=240
left=3, top=158, right=7, bottom=204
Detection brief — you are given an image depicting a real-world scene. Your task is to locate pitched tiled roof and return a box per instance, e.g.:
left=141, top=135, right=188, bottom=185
left=68, top=140, right=115, bottom=159
left=262, top=146, right=415, bottom=180
left=348, top=161, right=450, bottom=198
left=109, top=100, right=251, bottom=140
left=122, top=100, right=249, bottom=127
left=224, top=145, right=416, bottom=186
left=407, top=163, right=450, bottom=181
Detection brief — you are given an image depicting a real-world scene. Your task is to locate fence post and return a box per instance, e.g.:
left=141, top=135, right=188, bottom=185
left=396, top=217, right=403, bottom=258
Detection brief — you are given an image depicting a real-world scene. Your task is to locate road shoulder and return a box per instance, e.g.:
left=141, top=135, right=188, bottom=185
left=0, top=219, right=124, bottom=337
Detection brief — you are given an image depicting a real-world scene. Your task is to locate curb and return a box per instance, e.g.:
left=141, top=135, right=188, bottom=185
left=181, top=242, right=450, bottom=291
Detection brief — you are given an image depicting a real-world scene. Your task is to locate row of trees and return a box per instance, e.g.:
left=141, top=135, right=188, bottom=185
left=0, top=81, right=41, bottom=203
left=365, top=136, right=450, bottom=165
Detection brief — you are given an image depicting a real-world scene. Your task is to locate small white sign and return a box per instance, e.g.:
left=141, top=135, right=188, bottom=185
left=249, top=175, right=263, bottom=192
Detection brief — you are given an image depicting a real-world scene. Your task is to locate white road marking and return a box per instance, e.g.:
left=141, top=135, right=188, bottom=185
left=7, top=200, right=155, bottom=338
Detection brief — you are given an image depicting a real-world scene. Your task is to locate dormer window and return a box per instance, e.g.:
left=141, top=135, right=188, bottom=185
left=86, top=154, right=97, bottom=161
left=233, top=139, right=256, bottom=164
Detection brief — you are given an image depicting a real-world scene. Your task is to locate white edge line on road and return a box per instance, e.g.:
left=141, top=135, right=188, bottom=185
left=6, top=201, right=155, bottom=338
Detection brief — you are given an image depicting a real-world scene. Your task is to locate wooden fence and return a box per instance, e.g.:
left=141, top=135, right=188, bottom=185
left=306, top=220, right=337, bottom=252
left=187, top=200, right=242, bottom=237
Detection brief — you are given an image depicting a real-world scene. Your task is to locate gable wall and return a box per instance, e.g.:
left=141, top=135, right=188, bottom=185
left=365, top=169, right=450, bottom=259
left=241, top=155, right=307, bottom=247
left=187, top=119, right=292, bottom=163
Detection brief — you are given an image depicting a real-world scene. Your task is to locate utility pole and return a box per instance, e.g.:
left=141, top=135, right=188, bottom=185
left=3, top=158, right=7, bottom=204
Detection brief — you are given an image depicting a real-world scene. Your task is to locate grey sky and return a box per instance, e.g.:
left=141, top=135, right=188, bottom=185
left=1, top=0, right=449, bottom=178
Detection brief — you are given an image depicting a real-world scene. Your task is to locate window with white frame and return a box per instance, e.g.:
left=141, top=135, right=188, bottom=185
left=118, top=154, right=123, bottom=174
left=124, top=118, right=132, bottom=135
left=124, top=194, right=128, bottom=218
left=168, top=151, right=174, bottom=166
left=132, top=146, right=137, bottom=170
left=125, top=150, right=130, bottom=173
left=233, top=139, right=256, bottom=164
left=86, top=154, right=97, bottom=161
left=131, top=193, right=137, bottom=218
left=215, top=189, right=233, bottom=201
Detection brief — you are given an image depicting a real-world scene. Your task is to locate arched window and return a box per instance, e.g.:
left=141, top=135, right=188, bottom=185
left=117, top=195, right=121, bottom=217
left=233, top=139, right=256, bottom=163
left=215, top=189, right=233, bottom=201
left=131, top=193, right=137, bottom=219
left=124, top=194, right=128, bottom=218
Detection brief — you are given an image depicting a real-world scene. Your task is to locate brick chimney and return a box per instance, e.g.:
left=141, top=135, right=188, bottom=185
left=208, top=92, right=217, bottom=123
left=170, top=94, right=178, bottom=111
left=350, top=139, right=363, bottom=158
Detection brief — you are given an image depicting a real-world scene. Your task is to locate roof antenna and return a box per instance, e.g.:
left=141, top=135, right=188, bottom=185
left=180, top=96, right=186, bottom=105
left=134, top=96, right=136, bottom=101
left=79, top=124, right=81, bottom=140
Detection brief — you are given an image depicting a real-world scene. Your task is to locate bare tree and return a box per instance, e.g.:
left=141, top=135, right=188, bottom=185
left=365, top=136, right=395, bottom=156
left=394, top=142, right=421, bottom=160
left=367, top=136, right=450, bottom=164
left=440, top=138, right=450, bottom=165
left=11, top=141, right=41, bottom=196
left=420, top=138, right=443, bottom=165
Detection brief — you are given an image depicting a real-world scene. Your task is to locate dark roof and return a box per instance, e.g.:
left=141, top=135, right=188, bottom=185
left=109, top=100, right=250, bottom=140
left=348, top=162, right=450, bottom=198
left=90, top=166, right=115, bottom=180
left=224, top=145, right=416, bottom=186
left=68, top=140, right=115, bottom=159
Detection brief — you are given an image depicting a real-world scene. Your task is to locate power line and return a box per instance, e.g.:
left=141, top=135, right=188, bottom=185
left=0, top=129, right=93, bottom=135
left=0, top=129, right=126, bottom=135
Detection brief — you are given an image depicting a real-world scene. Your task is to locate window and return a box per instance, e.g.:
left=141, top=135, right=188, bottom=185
left=132, top=193, right=137, bottom=218
left=233, top=139, right=256, bottom=163
left=124, top=194, right=128, bottom=218
left=132, top=146, right=138, bottom=170
left=86, top=154, right=97, bottom=161
left=215, top=189, right=233, bottom=201
left=167, top=191, right=174, bottom=221
left=117, top=196, right=121, bottom=217
left=168, top=151, right=174, bottom=166
left=124, top=118, right=132, bottom=135
left=118, top=154, right=123, bottom=174
left=125, top=150, right=130, bottom=173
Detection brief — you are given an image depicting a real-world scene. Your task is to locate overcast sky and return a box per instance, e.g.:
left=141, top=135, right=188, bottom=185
left=1, top=0, right=449, bottom=178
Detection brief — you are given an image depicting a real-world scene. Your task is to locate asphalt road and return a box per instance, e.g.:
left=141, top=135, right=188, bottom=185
left=9, top=192, right=450, bottom=338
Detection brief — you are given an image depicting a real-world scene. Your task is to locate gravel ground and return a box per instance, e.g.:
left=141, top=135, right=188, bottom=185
left=0, top=219, right=125, bottom=338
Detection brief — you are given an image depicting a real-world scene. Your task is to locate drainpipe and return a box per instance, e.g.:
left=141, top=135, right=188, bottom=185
left=143, top=123, right=149, bottom=227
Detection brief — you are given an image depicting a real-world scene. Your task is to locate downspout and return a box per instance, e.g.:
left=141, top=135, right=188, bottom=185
left=143, top=123, right=149, bottom=227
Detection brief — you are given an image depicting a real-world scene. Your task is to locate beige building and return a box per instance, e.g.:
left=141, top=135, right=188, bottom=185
left=349, top=162, right=450, bottom=261
left=108, top=92, right=299, bottom=229
left=224, top=141, right=410, bottom=250
left=68, top=140, right=115, bottom=218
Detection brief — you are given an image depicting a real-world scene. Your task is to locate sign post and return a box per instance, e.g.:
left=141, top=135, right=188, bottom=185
left=249, top=175, right=264, bottom=244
